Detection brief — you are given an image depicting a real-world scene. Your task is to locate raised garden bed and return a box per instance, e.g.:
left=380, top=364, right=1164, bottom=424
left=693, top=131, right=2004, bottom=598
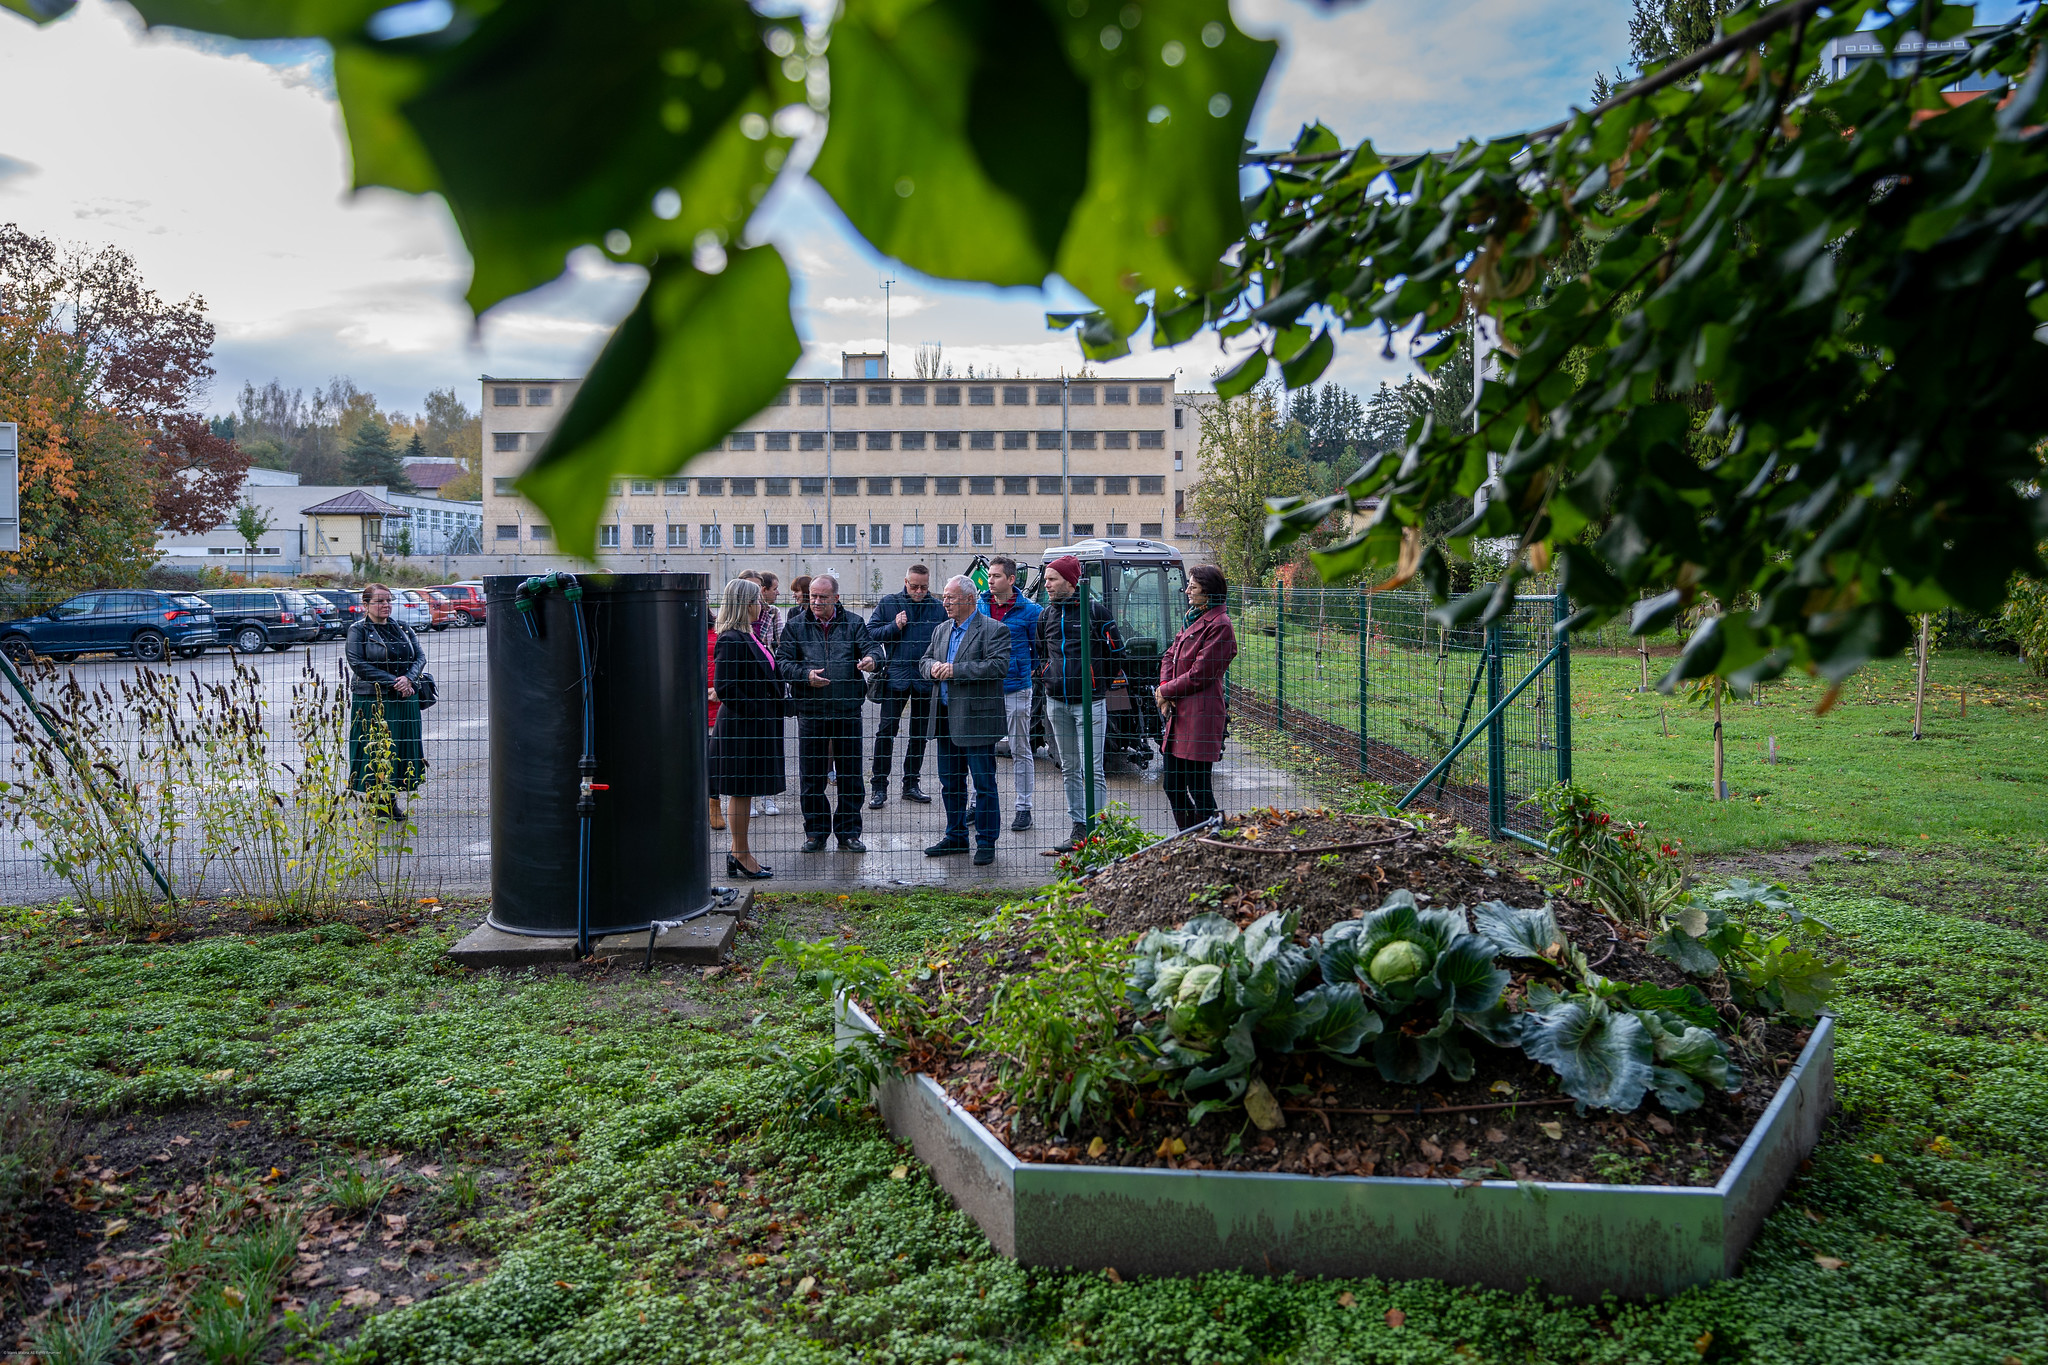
left=852, top=1003, right=1833, bottom=1299
left=813, top=808, right=1840, bottom=1298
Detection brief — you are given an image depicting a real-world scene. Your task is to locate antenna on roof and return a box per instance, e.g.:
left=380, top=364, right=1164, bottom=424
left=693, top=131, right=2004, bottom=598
left=881, top=277, right=897, bottom=377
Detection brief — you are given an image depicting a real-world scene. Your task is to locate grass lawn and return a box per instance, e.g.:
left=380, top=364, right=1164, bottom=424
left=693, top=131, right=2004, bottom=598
left=1231, top=631, right=2048, bottom=855
left=3, top=667, right=2047, bottom=1361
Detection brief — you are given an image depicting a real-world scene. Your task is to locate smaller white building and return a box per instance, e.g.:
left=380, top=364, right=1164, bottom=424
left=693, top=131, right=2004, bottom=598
left=154, top=468, right=483, bottom=573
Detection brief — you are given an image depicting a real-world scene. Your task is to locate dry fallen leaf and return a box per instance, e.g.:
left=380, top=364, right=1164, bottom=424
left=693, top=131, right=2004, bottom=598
left=1483, top=1128, right=1507, bottom=1144
left=707, top=1204, right=728, bottom=1221
left=169, top=1135, right=192, bottom=1146
left=889, top=1165, right=908, bottom=1180
left=221, top=1285, right=246, bottom=1307
left=1418, top=1138, right=1444, bottom=1163
left=1489, top=1081, right=1514, bottom=1096
left=340, top=1287, right=381, bottom=1308
left=795, top=1276, right=817, bottom=1296
left=1647, top=1114, right=1675, bottom=1136
left=1694, top=1330, right=1714, bottom=1355
left=1538, top=1122, right=1564, bottom=1140
left=1104, top=1267, right=1122, bottom=1283
left=1814, top=1256, right=1846, bottom=1271
left=1087, top=1137, right=1107, bottom=1158
left=101, top=1219, right=129, bottom=1239
left=1337, top=1291, right=1356, bottom=1309
left=1386, top=1307, right=1407, bottom=1328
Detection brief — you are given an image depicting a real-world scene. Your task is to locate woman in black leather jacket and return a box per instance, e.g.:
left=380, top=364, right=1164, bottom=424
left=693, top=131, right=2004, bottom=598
left=345, top=582, right=428, bottom=819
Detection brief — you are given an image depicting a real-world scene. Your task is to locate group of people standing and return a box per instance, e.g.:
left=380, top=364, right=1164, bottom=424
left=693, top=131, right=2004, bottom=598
left=705, top=557, right=1240, bottom=878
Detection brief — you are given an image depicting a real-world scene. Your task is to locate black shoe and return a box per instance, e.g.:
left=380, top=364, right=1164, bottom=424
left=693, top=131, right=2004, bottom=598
left=972, top=845, right=996, bottom=866
left=839, top=836, right=868, bottom=853
left=902, top=783, right=932, bottom=804
left=925, top=840, right=969, bottom=857
left=867, top=783, right=887, bottom=810
left=1053, top=822, right=1089, bottom=853
left=1011, top=809, right=1033, bottom=832
left=801, top=836, right=827, bottom=853
left=727, top=854, right=773, bottom=881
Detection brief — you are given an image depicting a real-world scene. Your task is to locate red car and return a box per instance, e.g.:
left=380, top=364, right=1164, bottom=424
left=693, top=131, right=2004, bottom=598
left=430, top=583, right=487, bottom=626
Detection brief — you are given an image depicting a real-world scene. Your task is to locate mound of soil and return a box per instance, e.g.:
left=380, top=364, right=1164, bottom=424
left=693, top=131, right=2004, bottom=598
left=889, top=810, right=1815, bottom=1187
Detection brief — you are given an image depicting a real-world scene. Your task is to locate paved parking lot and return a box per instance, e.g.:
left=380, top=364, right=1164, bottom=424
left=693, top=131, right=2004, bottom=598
left=0, top=621, right=1311, bottom=903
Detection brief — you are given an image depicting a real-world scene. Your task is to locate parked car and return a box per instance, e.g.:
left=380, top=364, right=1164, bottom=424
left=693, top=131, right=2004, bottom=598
left=391, top=590, right=437, bottom=630
left=197, top=588, right=323, bottom=654
left=289, top=588, right=346, bottom=640
left=310, top=588, right=367, bottom=636
left=0, top=590, right=218, bottom=664
left=429, top=583, right=487, bottom=627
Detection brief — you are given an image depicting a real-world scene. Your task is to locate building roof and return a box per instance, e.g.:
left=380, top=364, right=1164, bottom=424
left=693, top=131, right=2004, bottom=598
left=300, top=489, right=407, bottom=517
left=401, top=462, right=467, bottom=492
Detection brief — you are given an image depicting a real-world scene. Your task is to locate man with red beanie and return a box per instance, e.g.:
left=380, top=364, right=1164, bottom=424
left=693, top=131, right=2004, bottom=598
left=1035, top=554, right=1124, bottom=853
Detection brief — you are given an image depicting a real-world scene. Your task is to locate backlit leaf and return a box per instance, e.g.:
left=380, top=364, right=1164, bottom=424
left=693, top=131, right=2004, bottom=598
left=517, top=246, right=800, bottom=557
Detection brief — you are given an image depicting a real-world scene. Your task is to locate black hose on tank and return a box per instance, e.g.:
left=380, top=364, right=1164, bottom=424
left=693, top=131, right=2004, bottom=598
left=512, top=572, right=601, bottom=957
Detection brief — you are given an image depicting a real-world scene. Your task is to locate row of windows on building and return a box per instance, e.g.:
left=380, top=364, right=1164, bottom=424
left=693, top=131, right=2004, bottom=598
left=490, top=382, right=1168, bottom=410
left=493, top=474, right=1169, bottom=498
left=492, top=428, right=1169, bottom=454
left=493, top=521, right=1165, bottom=548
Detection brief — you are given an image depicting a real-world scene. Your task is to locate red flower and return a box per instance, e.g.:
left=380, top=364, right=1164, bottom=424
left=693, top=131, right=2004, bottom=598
left=1592, top=813, right=1610, bottom=826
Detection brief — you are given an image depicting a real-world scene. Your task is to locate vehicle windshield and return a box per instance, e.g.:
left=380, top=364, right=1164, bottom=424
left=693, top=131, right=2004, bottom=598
left=1106, top=561, right=1187, bottom=659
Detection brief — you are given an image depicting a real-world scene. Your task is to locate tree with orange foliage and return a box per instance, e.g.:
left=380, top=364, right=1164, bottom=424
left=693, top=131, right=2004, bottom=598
left=0, top=224, right=248, bottom=581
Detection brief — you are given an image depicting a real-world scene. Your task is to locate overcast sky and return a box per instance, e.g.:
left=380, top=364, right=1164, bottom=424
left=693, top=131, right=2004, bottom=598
left=0, top=0, right=1643, bottom=419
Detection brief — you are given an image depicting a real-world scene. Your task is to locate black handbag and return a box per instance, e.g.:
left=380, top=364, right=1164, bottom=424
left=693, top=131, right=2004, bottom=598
left=413, top=672, right=438, bottom=709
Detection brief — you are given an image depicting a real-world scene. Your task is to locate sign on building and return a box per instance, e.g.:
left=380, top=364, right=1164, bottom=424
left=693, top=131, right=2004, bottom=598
left=0, top=423, right=18, bottom=553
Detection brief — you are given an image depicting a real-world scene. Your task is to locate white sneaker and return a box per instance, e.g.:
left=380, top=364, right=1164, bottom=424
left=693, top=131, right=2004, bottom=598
left=760, top=797, right=780, bottom=816
left=750, top=798, right=764, bottom=817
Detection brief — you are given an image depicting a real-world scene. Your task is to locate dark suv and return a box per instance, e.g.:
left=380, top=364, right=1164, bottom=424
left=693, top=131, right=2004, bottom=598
left=310, top=589, right=368, bottom=637
left=197, top=589, right=324, bottom=654
left=289, top=589, right=347, bottom=640
left=1, top=590, right=218, bottom=664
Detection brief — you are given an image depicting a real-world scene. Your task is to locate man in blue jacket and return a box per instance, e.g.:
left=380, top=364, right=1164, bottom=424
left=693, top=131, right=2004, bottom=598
left=866, top=564, right=946, bottom=808
left=978, top=555, right=1042, bottom=832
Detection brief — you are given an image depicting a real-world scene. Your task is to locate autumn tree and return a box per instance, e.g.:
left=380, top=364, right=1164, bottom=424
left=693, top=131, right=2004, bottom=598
left=1187, top=382, right=1309, bottom=589
left=0, top=224, right=246, bottom=541
left=0, top=299, right=159, bottom=584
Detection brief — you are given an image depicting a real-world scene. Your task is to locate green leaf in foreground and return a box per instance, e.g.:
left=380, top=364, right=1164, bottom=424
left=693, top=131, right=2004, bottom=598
left=517, top=246, right=800, bottom=558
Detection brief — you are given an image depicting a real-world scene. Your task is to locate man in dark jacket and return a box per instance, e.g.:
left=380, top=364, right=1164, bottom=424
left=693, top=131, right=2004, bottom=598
left=1036, top=554, right=1125, bottom=852
left=776, top=574, right=884, bottom=852
left=866, top=564, right=945, bottom=809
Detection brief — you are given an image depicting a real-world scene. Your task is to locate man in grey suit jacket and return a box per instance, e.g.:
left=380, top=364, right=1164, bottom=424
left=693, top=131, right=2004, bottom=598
left=921, top=575, right=1012, bottom=864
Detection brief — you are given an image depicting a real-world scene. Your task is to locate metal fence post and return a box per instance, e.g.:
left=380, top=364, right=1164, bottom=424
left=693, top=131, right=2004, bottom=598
left=1356, top=592, right=1370, bottom=779
left=1485, top=620, right=1507, bottom=839
left=1274, top=580, right=1286, bottom=733
left=1078, top=574, right=1096, bottom=828
left=1554, top=588, right=1573, bottom=786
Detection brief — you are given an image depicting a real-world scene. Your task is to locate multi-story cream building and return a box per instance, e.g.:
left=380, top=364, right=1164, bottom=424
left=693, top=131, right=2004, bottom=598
left=480, top=354, right=1214, bottom=594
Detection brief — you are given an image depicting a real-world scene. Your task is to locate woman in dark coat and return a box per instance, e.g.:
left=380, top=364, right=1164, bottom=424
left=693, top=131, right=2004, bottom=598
left=708, top=577, right=784, bottom=879
left=345, top=582, right=428, bottom=820
left=1154, top=564, right=1239, bottom=829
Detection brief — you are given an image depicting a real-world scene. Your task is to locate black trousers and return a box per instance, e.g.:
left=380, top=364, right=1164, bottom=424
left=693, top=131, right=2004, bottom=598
left=1162, top=742, right=1218, bottom=830
left=798, top=714, right=865, bottom=839
left=871, top=684, right=932, bottom=786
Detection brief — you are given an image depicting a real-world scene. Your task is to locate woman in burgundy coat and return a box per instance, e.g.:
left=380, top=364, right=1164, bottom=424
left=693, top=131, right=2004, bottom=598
left=1154, top=564, right=1239, bottom=829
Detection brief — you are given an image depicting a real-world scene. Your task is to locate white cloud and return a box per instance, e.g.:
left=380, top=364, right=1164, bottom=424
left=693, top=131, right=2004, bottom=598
left=813, top=292, right=935, bottom=319
left=0, top=0, right=1634, bottom=415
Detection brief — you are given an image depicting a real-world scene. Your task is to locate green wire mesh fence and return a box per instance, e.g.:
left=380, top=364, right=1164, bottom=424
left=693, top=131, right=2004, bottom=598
left=1223, top=586, right=1572, bottom=845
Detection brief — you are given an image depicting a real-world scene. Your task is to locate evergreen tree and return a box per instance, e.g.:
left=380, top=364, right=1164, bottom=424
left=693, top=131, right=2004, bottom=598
left=343, top=416, right=414, bottom=493
left=404, top=431, right=427, bottom=463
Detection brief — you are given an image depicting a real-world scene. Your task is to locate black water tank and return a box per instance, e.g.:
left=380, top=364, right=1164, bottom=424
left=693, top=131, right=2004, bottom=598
left=484, top=573, right=711, bottom=936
